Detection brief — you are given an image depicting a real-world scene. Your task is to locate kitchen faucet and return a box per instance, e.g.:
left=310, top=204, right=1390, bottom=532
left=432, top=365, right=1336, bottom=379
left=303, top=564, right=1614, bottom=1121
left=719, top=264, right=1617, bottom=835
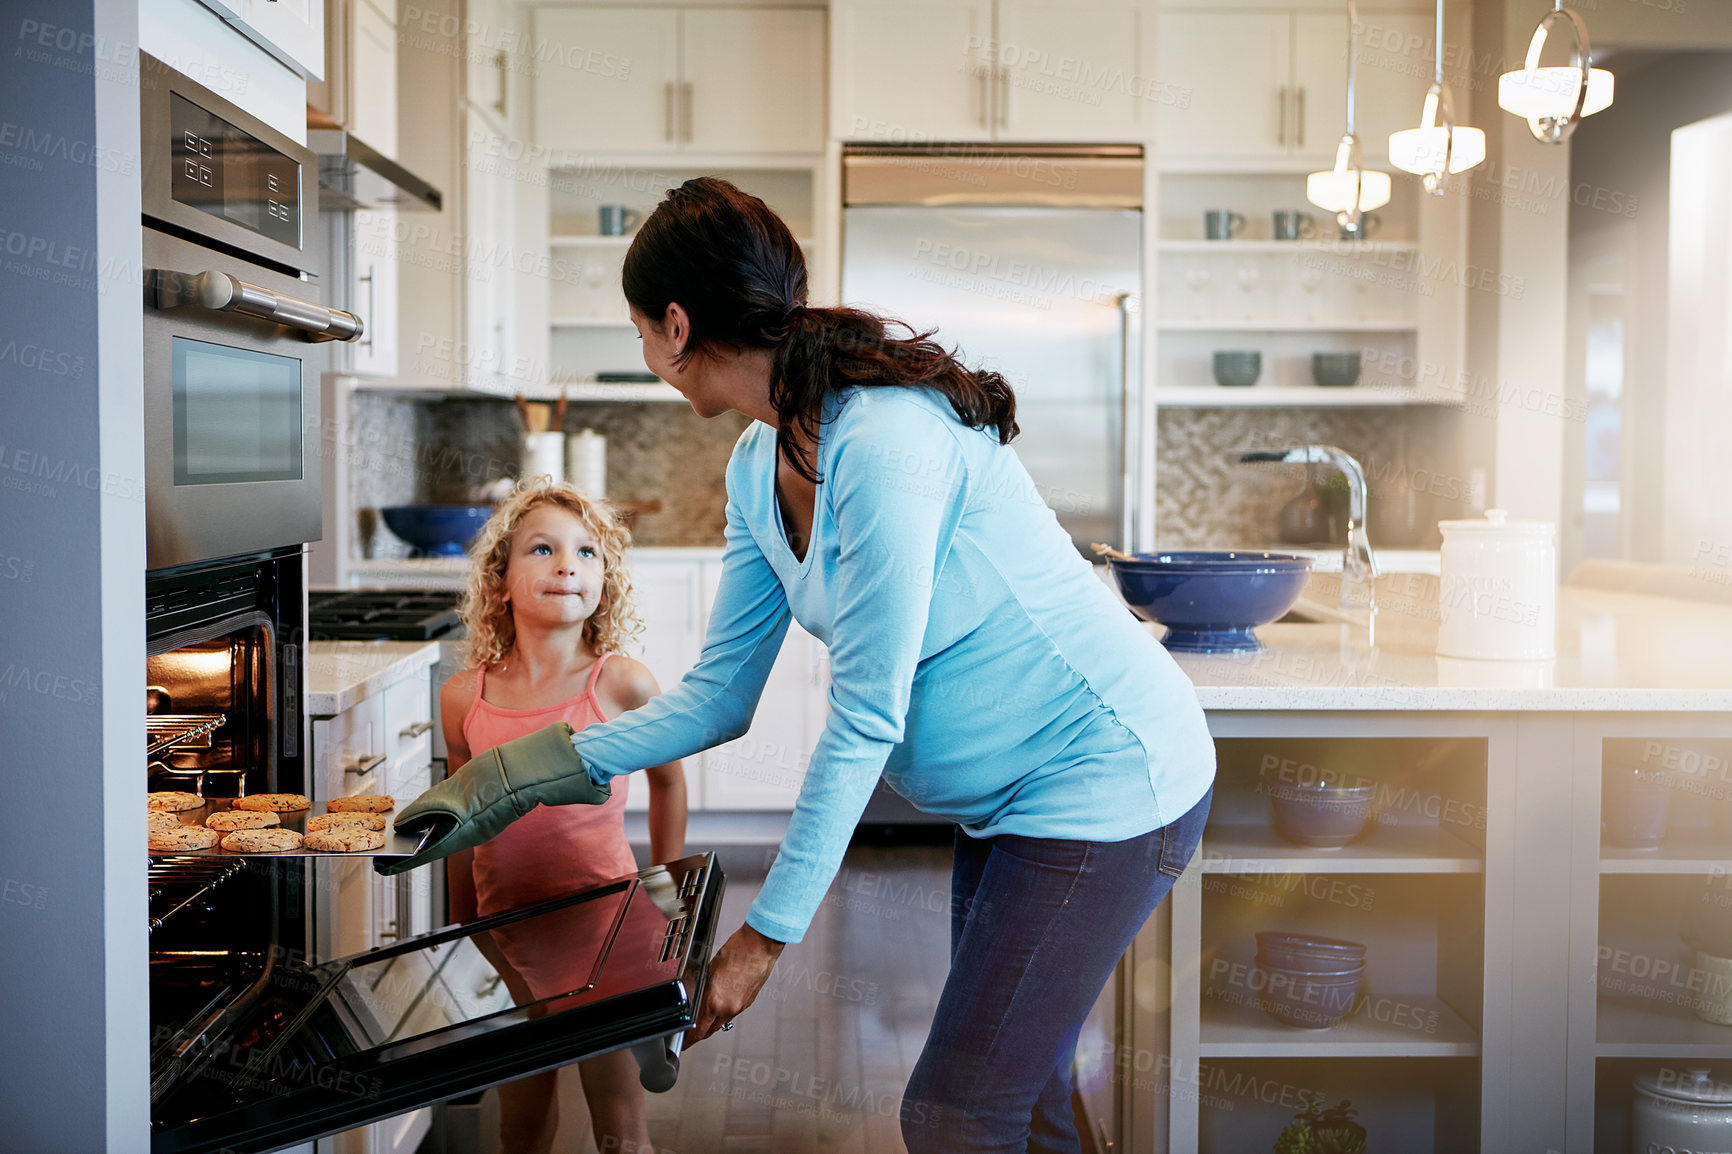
left=1235, top=445, right=1379, bottom=618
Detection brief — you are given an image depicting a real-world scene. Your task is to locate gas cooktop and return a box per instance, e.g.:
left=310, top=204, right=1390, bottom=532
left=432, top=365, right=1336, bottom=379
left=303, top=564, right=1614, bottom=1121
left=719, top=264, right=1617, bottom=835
left=307, top=590, right=462, bottom=641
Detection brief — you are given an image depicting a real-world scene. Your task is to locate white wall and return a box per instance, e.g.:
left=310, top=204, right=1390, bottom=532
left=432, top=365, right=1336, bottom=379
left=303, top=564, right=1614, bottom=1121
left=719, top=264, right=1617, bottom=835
left=1662, top=111, right=1732, bottom=566
left=0, top=0, right=149, bottom=1147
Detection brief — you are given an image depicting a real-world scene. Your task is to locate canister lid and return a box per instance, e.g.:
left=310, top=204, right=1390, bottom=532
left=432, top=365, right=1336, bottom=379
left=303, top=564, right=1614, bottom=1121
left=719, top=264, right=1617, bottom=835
left=1634, top=1068, right=1732, bottom=1104
left=1437, top=509, right=1557, bottom=536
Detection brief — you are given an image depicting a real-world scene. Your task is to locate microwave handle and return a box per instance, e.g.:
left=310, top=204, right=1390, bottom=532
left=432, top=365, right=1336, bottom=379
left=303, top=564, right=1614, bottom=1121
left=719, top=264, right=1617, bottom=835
left=154, top=269, right=365, bottom=343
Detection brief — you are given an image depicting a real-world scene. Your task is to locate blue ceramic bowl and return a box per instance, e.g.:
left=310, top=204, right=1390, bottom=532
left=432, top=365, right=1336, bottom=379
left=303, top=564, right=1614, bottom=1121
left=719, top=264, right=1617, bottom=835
left=1108, top=551, right=1314, bottom=653
left=380, top=505, right=494, bottom=557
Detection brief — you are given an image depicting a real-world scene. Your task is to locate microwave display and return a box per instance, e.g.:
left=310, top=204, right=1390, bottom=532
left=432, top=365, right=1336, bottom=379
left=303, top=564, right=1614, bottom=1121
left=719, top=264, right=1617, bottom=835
left=172, top=338, right=303, bottom=485
left=170, top=93, right=300, bottom=248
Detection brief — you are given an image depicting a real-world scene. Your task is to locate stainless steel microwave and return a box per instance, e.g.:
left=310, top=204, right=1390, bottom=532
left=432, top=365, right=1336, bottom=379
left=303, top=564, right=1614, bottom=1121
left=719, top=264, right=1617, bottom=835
left=140, top=54, right=362, bottom=571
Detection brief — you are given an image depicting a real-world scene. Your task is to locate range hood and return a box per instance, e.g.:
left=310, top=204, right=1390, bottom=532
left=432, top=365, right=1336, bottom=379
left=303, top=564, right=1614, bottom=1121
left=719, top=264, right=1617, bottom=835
left=309, top=129, right=442, bottom=212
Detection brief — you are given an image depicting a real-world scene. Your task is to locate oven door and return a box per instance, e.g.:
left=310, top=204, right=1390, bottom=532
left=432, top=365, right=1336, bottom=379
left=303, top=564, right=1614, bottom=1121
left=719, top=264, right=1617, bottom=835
left=151, top=854, right=724, bottom=1154
left=143, top=226, right=342, bottom=569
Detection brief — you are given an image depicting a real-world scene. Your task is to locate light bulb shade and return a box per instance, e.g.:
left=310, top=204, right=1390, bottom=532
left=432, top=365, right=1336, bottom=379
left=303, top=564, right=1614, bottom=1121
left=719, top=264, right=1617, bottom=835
left=1497, top=7, right=1614, bottom=143
left=1389, top=83, right=1486, bottom=185
left=1497, top=66, right=1614, bottom=119
left=1389, top=125, right=1488, bottom=175
left=1307, top=136, right=1393, bottom=215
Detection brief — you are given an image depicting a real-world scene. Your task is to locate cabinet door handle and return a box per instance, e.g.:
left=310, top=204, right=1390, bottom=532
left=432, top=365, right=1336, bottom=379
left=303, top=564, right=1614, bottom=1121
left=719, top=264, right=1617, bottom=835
left=356, top=267, right=374, bottom=352
left=664, top=81, right=676, bottom=142
left=1277, top=86, right=1287, bottom=147
left=1296, top=87, right=1305, bottom=149
left=996, top=67, right=1009, bottom=130
left=493, top=50, right=508, bottom=118
left=399, top=719, right=435, bottom=739
left=680, top=82, right=693, bottom=143
left=344, top=752, right=387, bottom=776
left=975, top=64, right=989, bottom=129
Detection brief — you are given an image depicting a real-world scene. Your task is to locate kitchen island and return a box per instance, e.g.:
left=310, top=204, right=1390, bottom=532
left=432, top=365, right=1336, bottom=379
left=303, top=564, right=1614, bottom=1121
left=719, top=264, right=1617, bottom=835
left=1111, top=586, right=1732, bottom=1154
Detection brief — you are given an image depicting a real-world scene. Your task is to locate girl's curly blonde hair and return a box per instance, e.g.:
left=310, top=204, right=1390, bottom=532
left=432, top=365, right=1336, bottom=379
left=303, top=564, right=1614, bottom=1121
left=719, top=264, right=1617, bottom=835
left=459, top=479, right=642, bottom=669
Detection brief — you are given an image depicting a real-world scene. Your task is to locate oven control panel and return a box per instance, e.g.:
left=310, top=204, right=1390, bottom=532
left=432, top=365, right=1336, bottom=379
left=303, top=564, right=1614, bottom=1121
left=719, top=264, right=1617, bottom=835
left=169, top=93, right=300, bottom=248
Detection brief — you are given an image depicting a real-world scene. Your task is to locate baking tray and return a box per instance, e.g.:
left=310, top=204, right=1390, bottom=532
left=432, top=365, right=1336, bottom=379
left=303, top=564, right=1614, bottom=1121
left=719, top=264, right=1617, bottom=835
left=148, top=798, right=431, bottom=859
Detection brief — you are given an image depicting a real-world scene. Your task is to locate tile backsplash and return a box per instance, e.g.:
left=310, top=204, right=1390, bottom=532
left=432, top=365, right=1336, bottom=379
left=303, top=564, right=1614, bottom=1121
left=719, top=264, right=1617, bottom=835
left=348, top=391, right=1455, bottom=560
left=347, top=393, right=748, bottom=557
left=1155, top=407, right=1455, bottom=550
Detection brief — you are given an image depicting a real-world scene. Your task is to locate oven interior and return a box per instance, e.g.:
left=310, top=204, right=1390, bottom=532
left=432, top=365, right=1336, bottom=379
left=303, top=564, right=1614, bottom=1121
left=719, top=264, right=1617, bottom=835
left=147, top=623, right=273, bottom=800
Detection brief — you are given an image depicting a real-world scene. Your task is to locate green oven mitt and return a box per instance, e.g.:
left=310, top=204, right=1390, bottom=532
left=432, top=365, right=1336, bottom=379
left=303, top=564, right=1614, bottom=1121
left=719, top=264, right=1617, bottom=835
left=374, top=722, right=610, bottom=876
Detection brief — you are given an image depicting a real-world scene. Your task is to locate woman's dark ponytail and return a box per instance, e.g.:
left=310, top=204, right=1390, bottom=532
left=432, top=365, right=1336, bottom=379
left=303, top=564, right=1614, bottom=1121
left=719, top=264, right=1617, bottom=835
left=623, top=177, right=1018, bottom=483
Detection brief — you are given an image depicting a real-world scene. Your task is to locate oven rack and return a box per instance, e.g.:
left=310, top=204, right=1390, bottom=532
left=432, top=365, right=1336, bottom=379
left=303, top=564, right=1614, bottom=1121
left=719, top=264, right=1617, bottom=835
left=148, top=858, right=248, bottom=934
left=147, top=713, right=226, bottom=758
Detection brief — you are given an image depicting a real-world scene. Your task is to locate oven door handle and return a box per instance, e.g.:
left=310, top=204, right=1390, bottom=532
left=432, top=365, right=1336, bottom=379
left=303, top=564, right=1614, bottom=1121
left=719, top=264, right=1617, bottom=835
left=153, top=268, right=365, bottom=343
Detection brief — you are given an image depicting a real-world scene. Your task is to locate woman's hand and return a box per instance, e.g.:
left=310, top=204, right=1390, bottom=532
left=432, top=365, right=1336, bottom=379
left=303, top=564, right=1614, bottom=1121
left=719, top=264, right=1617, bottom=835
left=688, top=923, right=785, bottom=1045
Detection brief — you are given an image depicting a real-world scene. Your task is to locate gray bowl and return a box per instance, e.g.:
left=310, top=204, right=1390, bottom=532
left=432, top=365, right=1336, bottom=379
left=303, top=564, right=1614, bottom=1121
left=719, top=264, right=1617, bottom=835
left=1268, top=780, right=1376, bottom=848
left=1213, top=350, right=1262, bottom=387
left=1311, top=352, right=1362, bottom=387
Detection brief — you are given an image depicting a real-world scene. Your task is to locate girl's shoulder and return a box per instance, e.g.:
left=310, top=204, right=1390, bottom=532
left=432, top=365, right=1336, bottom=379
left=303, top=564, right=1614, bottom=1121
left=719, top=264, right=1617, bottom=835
left=592, top=653, right=661, bottom=716
left=440, top=665, right=483, bottom=718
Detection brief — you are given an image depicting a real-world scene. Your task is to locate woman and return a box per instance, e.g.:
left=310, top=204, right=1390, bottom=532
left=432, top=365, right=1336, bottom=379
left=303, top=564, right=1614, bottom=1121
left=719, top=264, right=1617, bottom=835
left=389, top=177, right=1215, bottom=1153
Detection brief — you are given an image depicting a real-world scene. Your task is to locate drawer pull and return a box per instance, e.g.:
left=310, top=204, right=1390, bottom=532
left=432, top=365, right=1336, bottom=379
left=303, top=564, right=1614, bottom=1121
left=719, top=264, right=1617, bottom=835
left=344, top=753, right=387, bottom=776
left=399, top=719, right=434, bottom=739
left=477, top=974, right=503, bottom=997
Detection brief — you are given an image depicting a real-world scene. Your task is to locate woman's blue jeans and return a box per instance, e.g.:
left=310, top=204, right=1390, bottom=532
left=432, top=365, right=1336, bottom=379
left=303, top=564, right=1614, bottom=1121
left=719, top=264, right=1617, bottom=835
left=901, top=788, right=1212, bottom=1153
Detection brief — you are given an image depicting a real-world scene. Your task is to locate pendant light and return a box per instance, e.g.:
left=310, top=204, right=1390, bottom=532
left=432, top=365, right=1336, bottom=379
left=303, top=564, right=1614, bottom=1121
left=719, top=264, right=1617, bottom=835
left=1389, top=0, right=1486, bottom=193
left=1497, top=1, right=1614, bottom=144
left=1307, top=0, right=1392, bottom=232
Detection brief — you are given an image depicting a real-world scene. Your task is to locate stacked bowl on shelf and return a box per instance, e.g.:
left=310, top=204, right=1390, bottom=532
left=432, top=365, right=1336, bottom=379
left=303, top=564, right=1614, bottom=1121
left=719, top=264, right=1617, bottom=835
left=1254, top=932, right=1367, bottom=1029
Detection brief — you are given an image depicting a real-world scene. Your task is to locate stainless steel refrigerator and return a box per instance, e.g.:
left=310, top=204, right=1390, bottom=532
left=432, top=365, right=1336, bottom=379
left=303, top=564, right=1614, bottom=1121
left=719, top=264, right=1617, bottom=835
left=840, top=145, right=1144, bottom=554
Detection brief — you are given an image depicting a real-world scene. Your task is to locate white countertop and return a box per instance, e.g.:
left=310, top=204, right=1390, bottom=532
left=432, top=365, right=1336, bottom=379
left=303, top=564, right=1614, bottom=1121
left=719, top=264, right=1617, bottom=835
left=307, top=641, right=442, bottom=716
left=1169, top=586, right=1732, bottom=712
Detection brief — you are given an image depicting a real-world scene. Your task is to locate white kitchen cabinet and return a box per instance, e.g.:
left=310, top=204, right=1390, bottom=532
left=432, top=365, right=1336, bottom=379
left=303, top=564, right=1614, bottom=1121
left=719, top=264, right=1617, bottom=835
left=623, top=555, right=708, bottom=811
left=835, top=0, right=1149, bottom=143
left=532, top=8, right=678, bottom=153
left=993, top=1, right=1150, bottom=140
left=833, top=0, right=993, bottom=142
left=681, top=10, right=826, bottom=152
left=532, top=7, right=823, bottom=155
left=217, top=0, right=325, bottom=80
left=462, top=108, right=518, bottom=393
left=1156, top=8, right=1431, bottom=166
left=308, top=0, right=400, bottom=158
left=311, top=656, right=436, bottom=1154
left=696, top=560, right=830, bottom=811
left=348, top=206, right=399, bottom=377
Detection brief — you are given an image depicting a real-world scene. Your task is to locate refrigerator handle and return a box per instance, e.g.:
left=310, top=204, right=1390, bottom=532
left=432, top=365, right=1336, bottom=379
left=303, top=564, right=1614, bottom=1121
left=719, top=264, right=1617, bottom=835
left=1114, top=291, right=1138, bottom=553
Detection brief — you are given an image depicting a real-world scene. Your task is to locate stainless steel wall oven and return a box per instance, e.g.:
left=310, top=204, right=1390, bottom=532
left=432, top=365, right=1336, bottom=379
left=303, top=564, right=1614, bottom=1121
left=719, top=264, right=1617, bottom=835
left=143, top=59, right=723, bottom=1153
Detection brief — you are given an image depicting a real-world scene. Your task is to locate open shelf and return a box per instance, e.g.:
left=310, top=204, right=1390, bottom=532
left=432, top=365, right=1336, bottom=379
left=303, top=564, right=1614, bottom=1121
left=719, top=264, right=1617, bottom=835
left=1200, top=822, right=1483, bottom=876
left=1158, top=239, right=1420, bottom=255
left=1153, top=385, right=1459, bottom=408
left=1201, top=990, right=1480, bottom=1058
left=1597, top=995, right=1732, bottom=1057
left=1602, top=837, right=1732, bottom=874
left=1156, top=319, right=1418, bottom=333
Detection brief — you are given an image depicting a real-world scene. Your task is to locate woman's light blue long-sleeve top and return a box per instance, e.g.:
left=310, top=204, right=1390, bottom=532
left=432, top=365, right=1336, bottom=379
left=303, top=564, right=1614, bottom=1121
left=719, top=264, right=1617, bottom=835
left=570, top=385, right=1216, bottom=943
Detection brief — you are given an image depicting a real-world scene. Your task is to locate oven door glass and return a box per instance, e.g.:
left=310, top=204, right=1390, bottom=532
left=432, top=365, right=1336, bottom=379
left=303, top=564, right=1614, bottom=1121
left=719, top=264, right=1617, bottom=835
left=151, top=855, right=722, bottom=1154
left=172, top=339, right=303, bottom=485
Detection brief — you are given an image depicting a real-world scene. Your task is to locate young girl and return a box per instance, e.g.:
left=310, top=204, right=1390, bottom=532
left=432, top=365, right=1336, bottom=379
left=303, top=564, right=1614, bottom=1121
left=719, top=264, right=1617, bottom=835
left=440, top=479, right=687, bottom=1154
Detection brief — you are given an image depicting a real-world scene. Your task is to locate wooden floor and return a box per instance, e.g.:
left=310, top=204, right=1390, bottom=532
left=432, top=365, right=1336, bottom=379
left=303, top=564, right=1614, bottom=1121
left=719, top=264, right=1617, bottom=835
left=547, top=844, right=954, bottom=1154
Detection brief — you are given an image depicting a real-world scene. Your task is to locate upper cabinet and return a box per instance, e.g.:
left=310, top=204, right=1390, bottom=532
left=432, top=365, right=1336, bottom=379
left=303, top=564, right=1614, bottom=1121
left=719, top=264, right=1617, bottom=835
left=532, top=7, right=825, bottom=154
left=308, top=0, right=400, bottom=158
left=209, top=0, right=325, bottom=80
left=1155, top=7, right=1430, bottom=168
left=834, top=0, right=1152, bottom=143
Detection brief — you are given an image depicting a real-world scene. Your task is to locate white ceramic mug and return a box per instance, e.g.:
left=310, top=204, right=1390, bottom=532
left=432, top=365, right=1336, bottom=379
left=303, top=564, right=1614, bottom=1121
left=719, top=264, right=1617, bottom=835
left=1436, top=509, right=1557, bottom=661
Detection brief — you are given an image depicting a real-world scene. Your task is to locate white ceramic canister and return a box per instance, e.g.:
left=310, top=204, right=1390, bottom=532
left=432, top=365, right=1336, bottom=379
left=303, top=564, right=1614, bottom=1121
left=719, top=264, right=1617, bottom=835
left=520, top=431, right=566, bottom=484
left=1632, top=1067, right=1732, bottom=1154
left=566, top=428, right=606, bottom=498
left=1436, top=509, right=1557, bottom=660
